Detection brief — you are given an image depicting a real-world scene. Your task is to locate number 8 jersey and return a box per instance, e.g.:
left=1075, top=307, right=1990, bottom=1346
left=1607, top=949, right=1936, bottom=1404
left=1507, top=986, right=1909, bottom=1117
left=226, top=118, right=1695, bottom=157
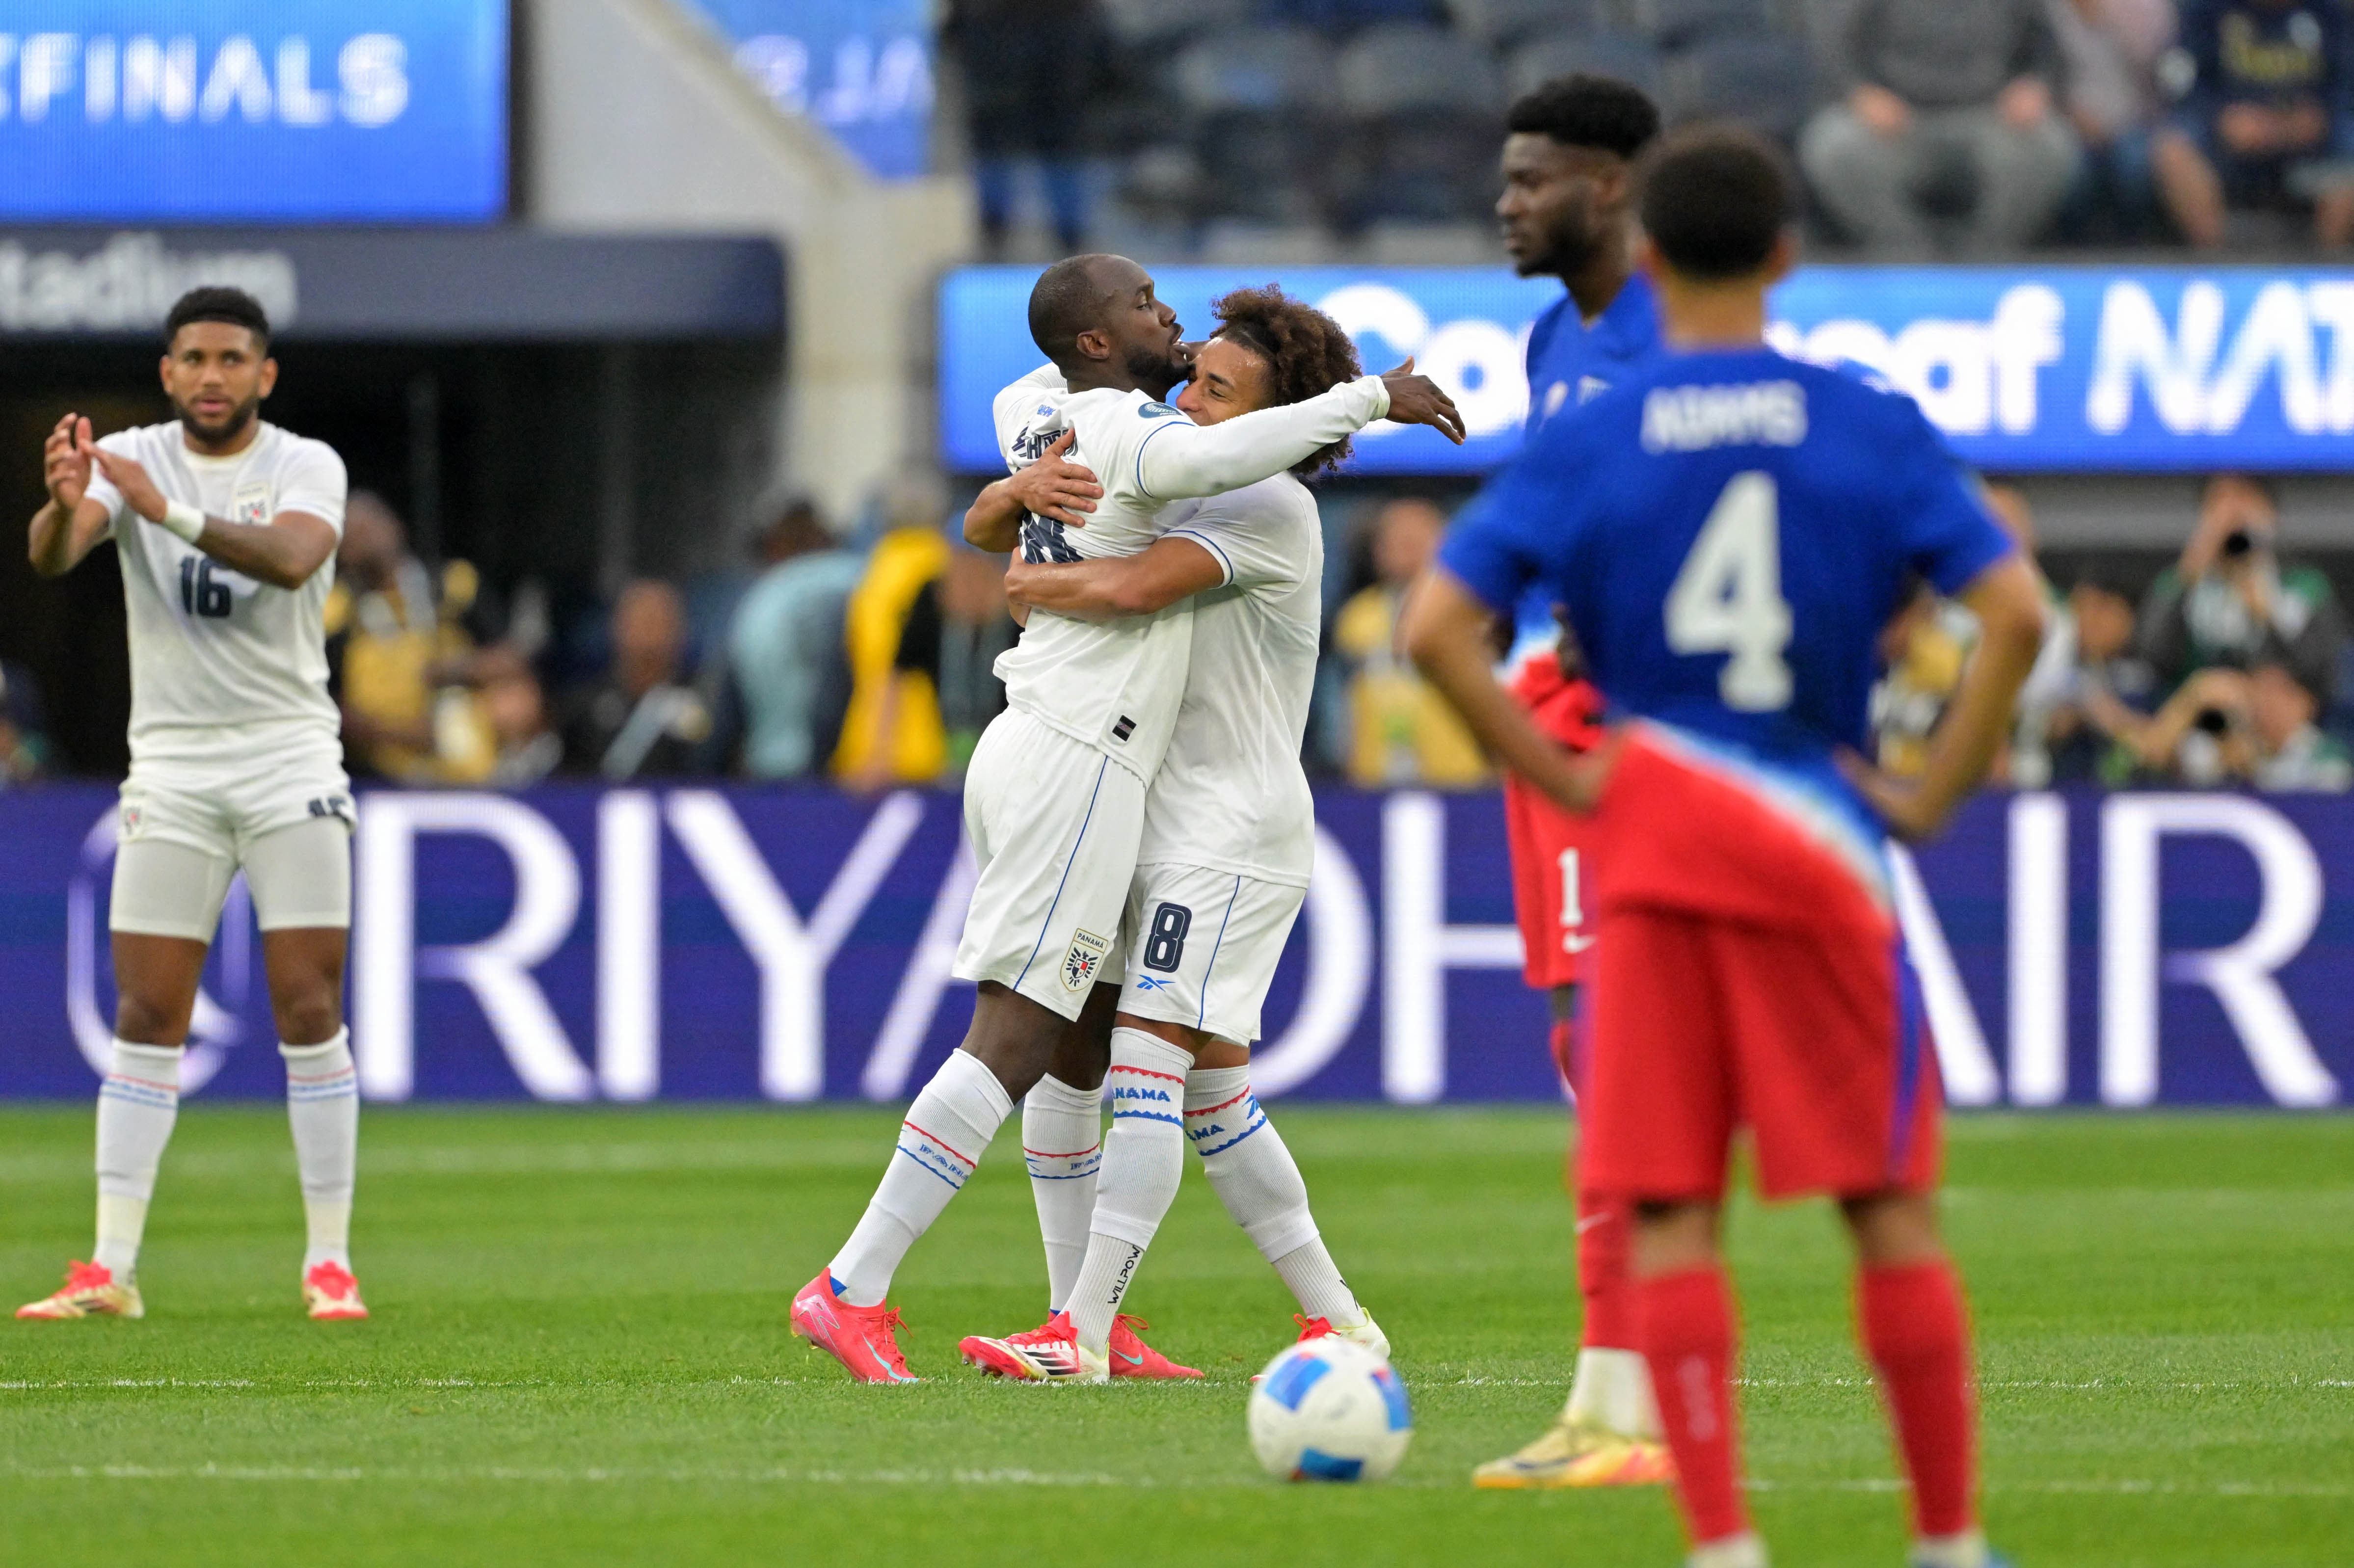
left=1438, top=348, right=2012, bottom=902
left=85, top=421, right=348, bottom=771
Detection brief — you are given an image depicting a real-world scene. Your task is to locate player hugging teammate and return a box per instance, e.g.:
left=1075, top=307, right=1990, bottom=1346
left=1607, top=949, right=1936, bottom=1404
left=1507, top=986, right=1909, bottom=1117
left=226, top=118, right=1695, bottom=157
left=21, top=287, right=366, bottom=1324
left=790, top=256, right=1463, bottom=1383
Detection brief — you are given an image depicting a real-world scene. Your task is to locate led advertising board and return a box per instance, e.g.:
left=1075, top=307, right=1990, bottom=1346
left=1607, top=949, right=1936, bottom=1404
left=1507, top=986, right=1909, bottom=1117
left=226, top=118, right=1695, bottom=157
left=939, top=265, right=2354, bottom=475
left=0, top=2, right=508, bottom=222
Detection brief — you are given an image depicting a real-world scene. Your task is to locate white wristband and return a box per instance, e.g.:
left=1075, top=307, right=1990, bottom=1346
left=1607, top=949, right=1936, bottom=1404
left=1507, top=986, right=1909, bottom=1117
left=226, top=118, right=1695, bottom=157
left=160, top=500, right=206, bottom=544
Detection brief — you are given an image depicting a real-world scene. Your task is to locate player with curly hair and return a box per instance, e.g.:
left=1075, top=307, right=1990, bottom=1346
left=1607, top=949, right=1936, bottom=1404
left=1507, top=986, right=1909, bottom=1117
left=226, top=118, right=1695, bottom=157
left=955, top=284, right=1395, bottom=1382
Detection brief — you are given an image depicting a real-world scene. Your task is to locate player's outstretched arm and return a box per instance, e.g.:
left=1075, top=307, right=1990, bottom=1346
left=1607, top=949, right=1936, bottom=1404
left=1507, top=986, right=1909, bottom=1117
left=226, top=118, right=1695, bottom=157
left=1002, top=536, right=1224, bottom=621
left=1846, top=554, right=2048, bottom=842
left=1134, top=362, right=1463, bottom=503
left=27, top=414, right=112, bottom=578
left=1403, top=564, right=1610, bottom=814
left=965, top=430, right=1102, bottom=551
left=81, top=438, right=335, bottom=590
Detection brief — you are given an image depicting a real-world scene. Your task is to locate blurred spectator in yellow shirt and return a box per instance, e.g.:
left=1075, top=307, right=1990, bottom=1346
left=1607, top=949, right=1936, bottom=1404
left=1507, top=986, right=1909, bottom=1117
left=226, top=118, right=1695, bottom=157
left=837, top=480, right=954, bottom=787
left=325, top=493, right=494, bottom=782
left=1333, top=498, right=1489, bottom=787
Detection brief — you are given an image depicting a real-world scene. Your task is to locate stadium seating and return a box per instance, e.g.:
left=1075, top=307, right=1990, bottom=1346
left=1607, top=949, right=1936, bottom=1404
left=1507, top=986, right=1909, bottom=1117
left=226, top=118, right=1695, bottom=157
left=1661, top=32, right=1813, bottom=137
left=1070, top=0, right=1891, bottom=247
left=1504, top=31, right=1666, bottom=103
left=1441, top=0, right=1601, bottom=47
left=1099, top=0, right=1256, bottom=49
left=1174, top=27, right=1338, bottom=226
left=1331, top=25, right=1506, bottom=228
left=1630, top=0, right=1774, bottom=49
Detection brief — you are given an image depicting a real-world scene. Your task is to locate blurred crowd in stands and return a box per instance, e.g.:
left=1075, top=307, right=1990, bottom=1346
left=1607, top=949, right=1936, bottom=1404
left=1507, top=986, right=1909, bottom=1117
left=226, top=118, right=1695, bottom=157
left=940, top=0, right=2354, bottom=256
left=0, top=477, right=2346, bottom=793
left=19, top=478, right=2345, bottom=794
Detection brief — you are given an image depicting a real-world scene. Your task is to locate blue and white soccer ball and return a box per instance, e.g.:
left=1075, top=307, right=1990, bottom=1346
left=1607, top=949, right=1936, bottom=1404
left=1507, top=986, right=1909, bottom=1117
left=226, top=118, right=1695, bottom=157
left=1247, top=1337, right=1413, bottom=1483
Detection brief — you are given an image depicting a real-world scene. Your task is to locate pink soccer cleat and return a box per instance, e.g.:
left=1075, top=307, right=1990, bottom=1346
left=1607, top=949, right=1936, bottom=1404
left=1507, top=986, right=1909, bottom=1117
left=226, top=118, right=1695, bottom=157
left=17, top=1260, right=142, bottom=1320
left=791, top=1271, right=919, bottom=1383
left=1106, top=1314, right=1202, bottom=1379
left=957, top=1310, right=1109, bottom=1384
left=303, top=1261, right=369, bottom=1321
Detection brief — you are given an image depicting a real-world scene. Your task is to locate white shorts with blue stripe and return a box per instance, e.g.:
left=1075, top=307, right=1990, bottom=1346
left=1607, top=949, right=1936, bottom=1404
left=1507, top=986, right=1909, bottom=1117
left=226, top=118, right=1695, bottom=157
left=952, top=708, right=1148, bottom=1022
left=1118, top=863, right=1307, bottom=1048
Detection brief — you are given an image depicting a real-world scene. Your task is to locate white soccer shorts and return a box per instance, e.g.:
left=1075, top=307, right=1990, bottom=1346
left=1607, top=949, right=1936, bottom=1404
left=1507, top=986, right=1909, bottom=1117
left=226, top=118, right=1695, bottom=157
left=109, top=758, right=354, bottom=941
left=953, top=708, right=1148, bottom=1022
left=1117, top=863, right=1307, bottom=1048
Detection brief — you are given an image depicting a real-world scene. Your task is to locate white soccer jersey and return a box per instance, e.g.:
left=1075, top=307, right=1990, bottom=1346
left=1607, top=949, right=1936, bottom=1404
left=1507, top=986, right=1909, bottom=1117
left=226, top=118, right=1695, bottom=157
left=83, top=421, right=348, bottom=769
left=1138, top=473, right=1324, bottom=887
left=990, top=364, right=1386, bottom=782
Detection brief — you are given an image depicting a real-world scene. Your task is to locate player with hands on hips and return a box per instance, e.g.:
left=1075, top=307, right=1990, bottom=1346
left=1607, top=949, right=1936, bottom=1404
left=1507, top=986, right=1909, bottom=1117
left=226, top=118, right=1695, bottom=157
left=21, top=287, right=366, bottom=1327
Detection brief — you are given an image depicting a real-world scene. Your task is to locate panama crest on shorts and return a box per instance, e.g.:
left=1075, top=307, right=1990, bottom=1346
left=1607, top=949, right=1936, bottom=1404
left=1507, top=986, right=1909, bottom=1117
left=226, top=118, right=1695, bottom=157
left=119, top=802, right=144, bottom=839
left=1061, top=928, right=1112, bottom=993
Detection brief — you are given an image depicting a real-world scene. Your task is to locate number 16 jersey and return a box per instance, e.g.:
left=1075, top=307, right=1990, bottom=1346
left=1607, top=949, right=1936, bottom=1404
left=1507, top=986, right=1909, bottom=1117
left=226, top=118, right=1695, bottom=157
left=84, top=421, right=348, bottom=772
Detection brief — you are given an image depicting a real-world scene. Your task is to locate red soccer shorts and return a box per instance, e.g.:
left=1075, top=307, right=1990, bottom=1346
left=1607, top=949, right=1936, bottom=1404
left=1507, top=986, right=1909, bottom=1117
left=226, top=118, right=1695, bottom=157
left=1578, top=732, right=1944, bottom=1203
left=1504, top=655, right=1606, bottom=991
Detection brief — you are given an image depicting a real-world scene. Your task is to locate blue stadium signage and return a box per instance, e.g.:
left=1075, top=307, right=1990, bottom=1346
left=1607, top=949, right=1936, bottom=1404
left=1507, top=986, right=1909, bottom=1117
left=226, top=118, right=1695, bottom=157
left=687, top=0, right=933, bottom=180
left=0, top=1, right=507, bottom=222
left=939, top=265, right=2354, bottom=475
left=0, top=785, right=2343, bottom=1108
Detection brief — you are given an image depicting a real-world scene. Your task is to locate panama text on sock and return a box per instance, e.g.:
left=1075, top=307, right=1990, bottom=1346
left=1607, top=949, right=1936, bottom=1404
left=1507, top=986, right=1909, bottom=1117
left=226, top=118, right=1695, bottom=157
left=1068, top=1030, right=1191, bottom=1353
left=827, top=1048, right=1013, bottom=1308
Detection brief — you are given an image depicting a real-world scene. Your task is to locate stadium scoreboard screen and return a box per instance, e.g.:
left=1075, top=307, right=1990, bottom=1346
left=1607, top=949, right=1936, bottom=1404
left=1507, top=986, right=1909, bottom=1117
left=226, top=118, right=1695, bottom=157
left=0, top=0, right=508, bottom=223
left=939, top=265, right=2354, bottom=476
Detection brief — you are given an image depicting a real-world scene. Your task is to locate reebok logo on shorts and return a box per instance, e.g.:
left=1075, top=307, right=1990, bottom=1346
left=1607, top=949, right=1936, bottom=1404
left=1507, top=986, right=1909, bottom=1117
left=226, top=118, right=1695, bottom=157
left=1061, top=928, right=1112, bottom=993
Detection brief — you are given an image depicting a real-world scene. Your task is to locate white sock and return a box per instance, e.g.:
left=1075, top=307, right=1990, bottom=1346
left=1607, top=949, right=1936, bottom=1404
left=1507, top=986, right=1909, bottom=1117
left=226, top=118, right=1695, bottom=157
left=94, top=1040, right=182, bottom=1280
left=283, top=1031, right=359, bottom=1273
left=1687, top=1533, right=1769, bottom=1568
left=1021, top=1073, right=1103, bottom=1314
left=1911, top=1530, right=1989, bottom=1568
left=1564, top=1346, right=1663, bottom=1439
left=1187, top=1064, right=1366, bottom=1329
left=1067, top=1029, right=1192, bottom=1354
left=828, top=1049, right=1013, bottom=1308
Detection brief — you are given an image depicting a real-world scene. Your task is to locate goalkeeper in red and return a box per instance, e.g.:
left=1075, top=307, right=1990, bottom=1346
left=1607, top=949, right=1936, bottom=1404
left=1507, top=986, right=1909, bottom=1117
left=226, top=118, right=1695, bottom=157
left=1405, top=126, right=2041, bottom=1568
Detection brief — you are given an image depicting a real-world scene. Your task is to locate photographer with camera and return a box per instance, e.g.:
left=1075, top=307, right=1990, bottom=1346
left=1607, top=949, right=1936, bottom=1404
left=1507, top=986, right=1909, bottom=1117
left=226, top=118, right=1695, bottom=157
left=2130, top=662, right=2354, bottom=790
left=2137, top=474, right=2346, bottom=712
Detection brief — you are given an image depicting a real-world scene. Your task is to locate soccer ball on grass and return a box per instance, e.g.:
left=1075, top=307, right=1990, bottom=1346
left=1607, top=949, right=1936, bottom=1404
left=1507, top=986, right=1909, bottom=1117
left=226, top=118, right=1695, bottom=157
left=1246, top=1337, right=1412, bottom=1483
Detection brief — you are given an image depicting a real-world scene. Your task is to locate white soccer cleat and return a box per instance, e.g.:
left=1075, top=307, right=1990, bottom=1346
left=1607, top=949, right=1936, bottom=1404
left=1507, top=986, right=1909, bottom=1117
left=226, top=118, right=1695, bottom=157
left=958, top=1312, right=1110, bottom=1384
left=1296, top=1311, right=1389, bottom=1361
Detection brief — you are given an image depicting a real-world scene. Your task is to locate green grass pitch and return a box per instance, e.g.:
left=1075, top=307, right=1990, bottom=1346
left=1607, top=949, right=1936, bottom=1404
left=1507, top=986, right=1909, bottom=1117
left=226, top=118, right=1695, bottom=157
left=1, top=1105, right=2348, bottom=1566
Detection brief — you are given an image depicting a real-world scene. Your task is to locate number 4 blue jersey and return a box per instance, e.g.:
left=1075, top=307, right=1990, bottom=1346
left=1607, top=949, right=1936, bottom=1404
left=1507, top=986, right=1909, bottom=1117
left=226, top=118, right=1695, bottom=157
left=1439, top=346, right=2014, bottom=831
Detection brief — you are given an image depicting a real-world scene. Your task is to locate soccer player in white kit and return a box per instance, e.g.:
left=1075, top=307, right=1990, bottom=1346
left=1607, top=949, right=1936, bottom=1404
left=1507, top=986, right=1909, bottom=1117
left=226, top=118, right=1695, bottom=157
left=790, top=257, right=1463, bottom=1382
left=956, top=285, right=1396, bottom=1383
left=19, top=287, right=366, bottom=1324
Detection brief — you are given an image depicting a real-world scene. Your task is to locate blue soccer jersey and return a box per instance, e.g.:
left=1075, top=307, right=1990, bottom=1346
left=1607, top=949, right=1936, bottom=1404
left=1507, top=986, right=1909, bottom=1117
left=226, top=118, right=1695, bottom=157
left=1506, top=274, right=1665, bottom=653
left=1440, top=346, right=2014, bottom=835
left=1524, top=271, right=1662, bottom=435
